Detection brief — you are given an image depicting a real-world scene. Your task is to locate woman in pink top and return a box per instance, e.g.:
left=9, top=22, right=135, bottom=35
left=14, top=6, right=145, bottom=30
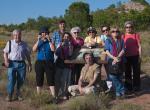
left=70, top=27, right=84, bottom=49
left=123, top=21, right=142, bottom=93
left=70, top=27, right=84, bottom=84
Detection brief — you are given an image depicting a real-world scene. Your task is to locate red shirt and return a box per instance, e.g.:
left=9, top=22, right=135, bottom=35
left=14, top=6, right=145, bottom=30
left=123, top=33, right=140, bottom=56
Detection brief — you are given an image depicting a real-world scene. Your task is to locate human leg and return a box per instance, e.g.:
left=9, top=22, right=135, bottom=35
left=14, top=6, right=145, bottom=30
left=35, top=61, right=44, bottom=94
left=132, top=56, right=141, bottom=91
left=124, top=57, right=133, bottom=91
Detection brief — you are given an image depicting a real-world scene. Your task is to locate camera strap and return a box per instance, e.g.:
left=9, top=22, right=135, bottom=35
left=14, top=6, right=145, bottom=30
left=8, top=40, right=11, bottom=54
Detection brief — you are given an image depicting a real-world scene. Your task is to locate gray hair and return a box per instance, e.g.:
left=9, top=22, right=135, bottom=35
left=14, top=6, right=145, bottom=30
left=124, top=21, right=134, bottom=27
left=12, top=29, right=21, bottom=35
left=70, top=27, right=81, bottom=34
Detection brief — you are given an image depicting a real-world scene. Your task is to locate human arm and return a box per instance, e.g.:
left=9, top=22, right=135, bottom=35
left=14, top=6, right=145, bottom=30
left=104, top=39, right=119, bottom=62
left=137, top=34, right=142, bottom=58
left=32, top=35, right=41, bottom=52
left=3, top=52, right=9, bottom=67
left=3, top=41, right=10, bottom=67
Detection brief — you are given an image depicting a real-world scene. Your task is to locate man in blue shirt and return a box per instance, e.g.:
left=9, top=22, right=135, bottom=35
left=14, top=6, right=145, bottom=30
left=51, top=20, right=66, bottom=50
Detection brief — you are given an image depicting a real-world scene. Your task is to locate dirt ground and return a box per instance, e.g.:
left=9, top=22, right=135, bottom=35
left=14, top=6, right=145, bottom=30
left=0, top=64, right=150, bottom=110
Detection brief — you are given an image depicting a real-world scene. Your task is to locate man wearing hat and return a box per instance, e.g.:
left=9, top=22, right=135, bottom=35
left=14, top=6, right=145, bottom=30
left=33, top=27, right=56, bottom=102
left=84, top=27, right=104, bottom=48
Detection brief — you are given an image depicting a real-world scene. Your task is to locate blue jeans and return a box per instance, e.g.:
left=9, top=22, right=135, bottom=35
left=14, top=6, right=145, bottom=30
left=7, top=61, right=26, bottom=95
left=109, top=74, right=125, bottom=96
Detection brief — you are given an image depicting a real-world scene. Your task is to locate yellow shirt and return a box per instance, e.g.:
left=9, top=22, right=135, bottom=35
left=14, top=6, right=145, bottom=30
left=84, top=36, right=103, bottom=46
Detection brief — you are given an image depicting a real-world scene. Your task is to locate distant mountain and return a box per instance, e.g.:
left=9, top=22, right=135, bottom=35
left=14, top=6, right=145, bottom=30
left=130, top=0, right=149, bottom=6
left=123, top=1, right=146, bottom=11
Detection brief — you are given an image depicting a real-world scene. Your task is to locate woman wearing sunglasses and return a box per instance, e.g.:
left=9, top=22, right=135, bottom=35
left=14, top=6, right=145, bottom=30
left=84, top=26, right=104, bottom=48
left=105, top=27, right=125, bottom=99
left=123, top=21, right=141, bottom=93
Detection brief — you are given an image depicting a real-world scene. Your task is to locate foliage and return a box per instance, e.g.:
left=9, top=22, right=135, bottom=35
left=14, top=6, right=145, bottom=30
left=0, top=1, right=150, bottom=32
left=64, top=2, right=92, bottom=31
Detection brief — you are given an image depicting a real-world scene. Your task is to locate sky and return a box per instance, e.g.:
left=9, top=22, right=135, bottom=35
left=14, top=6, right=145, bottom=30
left=0, top=0, right=150, bottom=25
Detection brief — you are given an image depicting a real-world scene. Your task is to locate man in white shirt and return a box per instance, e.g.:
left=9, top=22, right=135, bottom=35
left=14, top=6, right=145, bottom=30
left=3, top=29, right=32, bottom=102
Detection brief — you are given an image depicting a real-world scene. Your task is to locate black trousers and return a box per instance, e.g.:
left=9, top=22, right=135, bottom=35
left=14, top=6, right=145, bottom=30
left=124, top=55, right=141, bottom=91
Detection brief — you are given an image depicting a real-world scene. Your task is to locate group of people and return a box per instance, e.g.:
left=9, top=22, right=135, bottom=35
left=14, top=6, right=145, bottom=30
left=3, top=20, right=141, bottom=103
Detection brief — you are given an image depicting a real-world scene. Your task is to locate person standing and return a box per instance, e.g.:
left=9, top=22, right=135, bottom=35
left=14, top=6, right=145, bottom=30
left=55, top=32, right=73, bottom=100
left=105, top=27, right=125, bottom=98
left=100, top=25, right=110, bottom=43
left=123, top=21, right=142, bottom=93
left=3, top=29, right=32, bottom=101
left=70, top=27, right=84, bottom=84
left=32, top=27, right=56, bottom=102
left=51, top=20, right=66, bottom=51
left=84, top=26, right=104, bottom=48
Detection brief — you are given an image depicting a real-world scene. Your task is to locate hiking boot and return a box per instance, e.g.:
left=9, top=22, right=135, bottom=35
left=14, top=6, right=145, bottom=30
left=14, top=94, right=24, bottom=101
left=46, top=97, right=58, bottom=104
left=5, top=95, right=12, bottom=102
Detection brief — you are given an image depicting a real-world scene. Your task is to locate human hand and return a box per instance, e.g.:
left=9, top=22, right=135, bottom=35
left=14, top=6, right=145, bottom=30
left=4, top=60, right=9, bottom=68
left=79, top=86, right=84, bottom=95
left=38, top=35, right=41, bottom=41
left=113, top=57, right=119, bottom=63
left=45, top=35, right=51, bottom=41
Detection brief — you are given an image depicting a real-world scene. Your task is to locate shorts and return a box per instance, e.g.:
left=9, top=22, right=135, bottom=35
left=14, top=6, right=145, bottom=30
left=35, top=60, right=55, bottom=86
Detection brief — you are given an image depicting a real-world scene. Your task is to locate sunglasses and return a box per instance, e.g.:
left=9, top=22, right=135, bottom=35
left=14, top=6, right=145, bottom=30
left=89, top=31, right=95, bottom=33
left=102, top=29, right=109, bottom=32
left=73, top=32, right=79, bottom=34
left=125, top=26, right=133, bottom=28
left=111, top=30, right=120, bottom=33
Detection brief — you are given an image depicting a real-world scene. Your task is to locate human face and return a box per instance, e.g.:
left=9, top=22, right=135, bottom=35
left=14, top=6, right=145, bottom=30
left=125, top=24, right=133, bottom=34
left=13, top=32, right=21, bottom=43
left=85, top=54, right=93, bottom=65
left=41, top=32, right=49, bottom=39
left=111, top=29, right=120, bottom=38
left=72, top=31, right=79, bottom=38
left=63, top=33, right=70, bottom=40
left=59, top=23, right=65, bottom=31
left=102, top=27, right=109, bottom=35
left=88, top=31, right=96, bottom=37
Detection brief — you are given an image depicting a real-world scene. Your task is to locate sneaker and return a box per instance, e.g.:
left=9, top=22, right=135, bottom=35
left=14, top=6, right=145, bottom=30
left=5, top=95, right=12, bottom=102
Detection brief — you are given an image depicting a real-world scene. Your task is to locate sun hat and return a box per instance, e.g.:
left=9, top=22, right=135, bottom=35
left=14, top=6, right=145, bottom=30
left=87, top=26, right=97, bottom=34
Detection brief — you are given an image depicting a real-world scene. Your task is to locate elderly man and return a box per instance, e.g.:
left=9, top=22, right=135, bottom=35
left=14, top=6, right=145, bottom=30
left=3, top=29, right=32, bottom=101
left=68, top=52, right=101, bottom=96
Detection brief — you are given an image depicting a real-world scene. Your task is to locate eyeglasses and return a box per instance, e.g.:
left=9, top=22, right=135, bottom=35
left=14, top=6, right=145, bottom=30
left=73, top=32, right=79, bottom=34
left=102, top=29, right=109, bottom=32
left=89, top=31, right=95, bottom=33
left=125, top=26, right=133, bottom=28
left=111, top=30, right=120, bottom=33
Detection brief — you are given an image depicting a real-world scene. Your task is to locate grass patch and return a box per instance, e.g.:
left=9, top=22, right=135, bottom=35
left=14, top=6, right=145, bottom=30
left=111, top=103, right=143, bottom=110
left=64, top=93, right=110, bottom=110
